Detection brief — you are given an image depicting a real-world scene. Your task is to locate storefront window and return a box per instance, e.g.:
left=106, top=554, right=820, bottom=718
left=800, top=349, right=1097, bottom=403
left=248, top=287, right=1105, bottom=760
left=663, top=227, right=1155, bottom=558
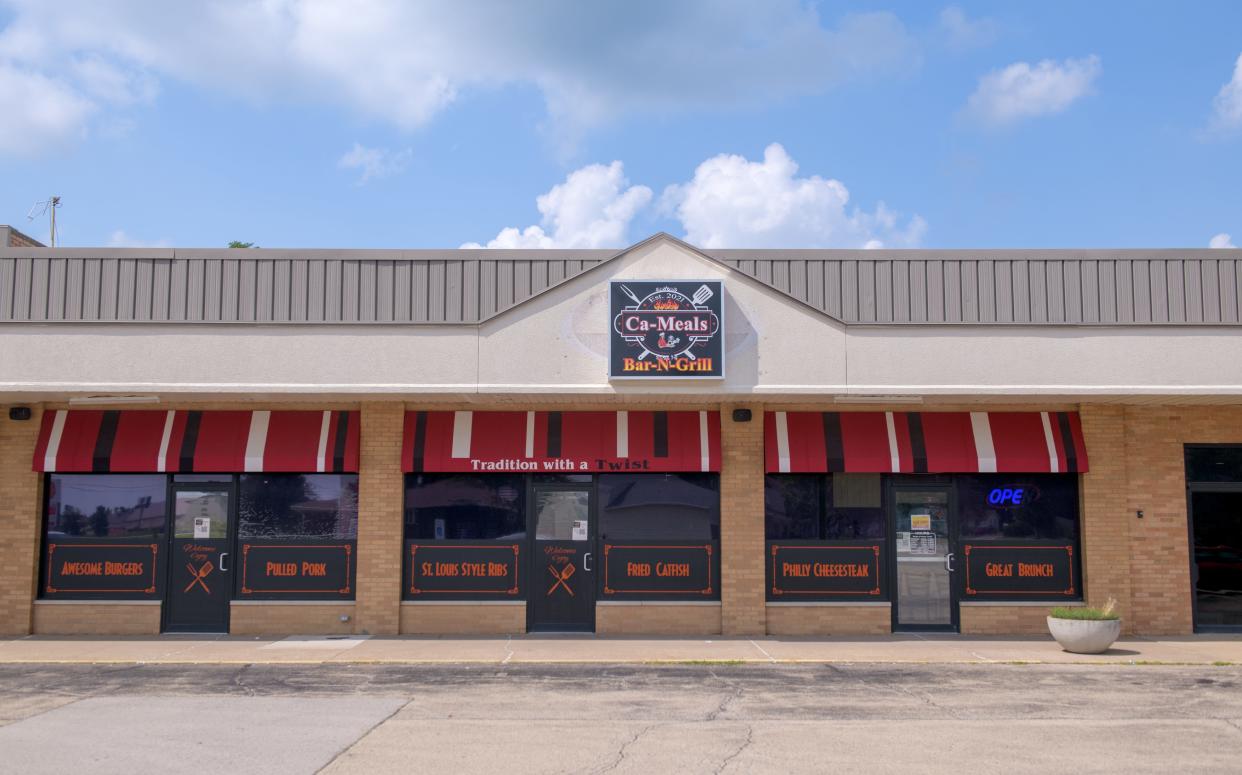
left=764, top=475, right=821, bottom=539
left=404, top=473, right=526, bottom=540
left=957, top=474, right=1079, bottom=540
left=45, top=474, right=167, bottom=539
left=764, top=474, right=884, bottom=539
left=238, top=474, right=359, bottom=539
left=825, top=473, right=884, bottom=539
left=1187, top=446, right=1242, bottom=483
left=598, top=473, right=720, bottom=541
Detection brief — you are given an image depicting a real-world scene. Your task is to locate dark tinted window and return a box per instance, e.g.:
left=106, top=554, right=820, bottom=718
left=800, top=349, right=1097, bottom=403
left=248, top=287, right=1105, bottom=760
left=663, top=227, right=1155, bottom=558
left=765, top=474, right=884, bottom=539
left=599, top=473, right=720, bottom=541
left=404, top=474, right=526, bottom=540
left=46, top=474, right=167, bottom=539
left=825, top=473, right=884, bottom=539
left=239, top=474, right=358, bottom=539
left=765, top=475, right=821, bottom=539
left=1186, top=447, right=1242, bottom=483
left=957, top=474, right=1079, bottom=540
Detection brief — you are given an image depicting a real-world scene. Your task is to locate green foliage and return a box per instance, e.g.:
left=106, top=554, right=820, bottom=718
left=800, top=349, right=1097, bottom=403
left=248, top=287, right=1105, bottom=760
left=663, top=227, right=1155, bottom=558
left=228, top=241, right=257, bottom=248
left=1050, top=600, right=1120, bottom=620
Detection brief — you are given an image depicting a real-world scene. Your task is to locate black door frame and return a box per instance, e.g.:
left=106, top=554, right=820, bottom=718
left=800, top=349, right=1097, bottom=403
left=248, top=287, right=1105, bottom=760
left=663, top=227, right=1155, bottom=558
left=1185, top=479, right=1242, bottom=633
left=161, top=479, right=238, bottom=634
left=526, top=480, right=598, bottom=632
left=888, top=478, right=960, bottom=633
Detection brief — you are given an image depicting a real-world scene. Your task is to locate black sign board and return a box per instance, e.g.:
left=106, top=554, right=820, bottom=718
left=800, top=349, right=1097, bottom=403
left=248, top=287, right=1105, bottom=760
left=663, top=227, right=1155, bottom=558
left=238, top=542, right=355, bottom=598
left=963, top=544, right=1077, bottom=598
left=44, top=541, right=160, bottom=598
left=609, top=280, right=724, bottom=378
left=407, top=542, right=522, bottom=598
left=768, top=543, right=883, bottom=600
left=602, top=543, right=716, bottom=597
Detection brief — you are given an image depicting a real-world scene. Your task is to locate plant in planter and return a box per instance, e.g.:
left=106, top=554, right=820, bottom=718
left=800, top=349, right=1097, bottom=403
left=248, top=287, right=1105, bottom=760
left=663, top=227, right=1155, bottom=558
left=1047, top=598, right=1121, bottom=654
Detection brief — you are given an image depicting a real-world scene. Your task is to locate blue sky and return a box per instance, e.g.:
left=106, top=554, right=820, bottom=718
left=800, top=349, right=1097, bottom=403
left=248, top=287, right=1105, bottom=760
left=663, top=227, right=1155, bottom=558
left=0, top=1, right=1240, bottom=250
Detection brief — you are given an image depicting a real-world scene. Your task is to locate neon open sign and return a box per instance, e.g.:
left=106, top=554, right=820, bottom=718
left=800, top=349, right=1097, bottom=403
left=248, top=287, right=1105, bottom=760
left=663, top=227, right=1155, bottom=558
left=988, top=488, right=1025, bottom=506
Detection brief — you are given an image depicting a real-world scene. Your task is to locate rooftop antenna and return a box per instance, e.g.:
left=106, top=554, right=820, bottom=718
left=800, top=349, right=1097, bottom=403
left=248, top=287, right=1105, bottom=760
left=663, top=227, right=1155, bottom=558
left=27, top=196, right=61, bottom=247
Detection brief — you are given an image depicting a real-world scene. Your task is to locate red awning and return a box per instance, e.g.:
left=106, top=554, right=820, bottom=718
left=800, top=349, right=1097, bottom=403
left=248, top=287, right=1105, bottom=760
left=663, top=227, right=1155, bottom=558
left=764, top=411, right=1088, bottom=474
left=33, top=410, right=359, bottom=473
left=403, top=411, right=721, bottom=473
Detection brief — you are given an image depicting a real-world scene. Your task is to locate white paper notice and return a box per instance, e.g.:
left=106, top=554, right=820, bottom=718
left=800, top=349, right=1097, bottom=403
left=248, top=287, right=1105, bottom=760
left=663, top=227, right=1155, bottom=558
left=896, top=532, right=912, bottom=553
left=572, top=520, right=588, bottom=541
left=193, top=517, right=210, bottom=539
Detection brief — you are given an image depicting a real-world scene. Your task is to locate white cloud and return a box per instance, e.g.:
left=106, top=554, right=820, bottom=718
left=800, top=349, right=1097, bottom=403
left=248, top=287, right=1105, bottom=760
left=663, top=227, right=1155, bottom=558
left=1209, top=54, right=1242, bottom=134
left=107, top=229, right=169, bottom=248
left=1210, top=233, right=1237, bottom=249
left=463, top=161, right=652, bottom=249
left=661, top=143, right=925, bottom=249
left=337, top=143, right=412, bottom=184
left=0, top=1, right=922, bottom=156
left=938, top=6, right=998, bottom=51
left=0, top=63, right=95, bottom=155
left=964, top=55, right=1101, bottom=127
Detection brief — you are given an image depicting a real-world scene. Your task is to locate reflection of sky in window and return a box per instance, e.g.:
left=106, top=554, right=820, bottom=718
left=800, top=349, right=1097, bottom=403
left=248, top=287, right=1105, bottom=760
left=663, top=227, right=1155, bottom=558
left=52, top=475, right=164, bottom=510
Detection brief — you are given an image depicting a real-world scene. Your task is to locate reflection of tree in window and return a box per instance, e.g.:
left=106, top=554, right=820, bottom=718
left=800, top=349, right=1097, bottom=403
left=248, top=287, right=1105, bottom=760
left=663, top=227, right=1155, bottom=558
left=45, top=475, right=166, bottom=539
left=239, top=475, right=359, bottom=539
left=404, top=474, right=526, bottom=541
left=599, top=474, right=720, bottom=541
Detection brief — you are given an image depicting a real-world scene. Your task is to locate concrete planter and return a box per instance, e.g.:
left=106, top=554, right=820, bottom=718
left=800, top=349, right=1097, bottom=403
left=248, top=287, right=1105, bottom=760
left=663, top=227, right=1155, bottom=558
left=1046, top=616, right=1121, bottom=654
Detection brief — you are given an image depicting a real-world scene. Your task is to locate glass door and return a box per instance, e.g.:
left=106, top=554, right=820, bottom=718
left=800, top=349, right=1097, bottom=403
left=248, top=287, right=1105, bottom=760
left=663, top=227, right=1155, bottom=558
left=528, top=486, right=595, bottom=632
left=892, top=487, right=958, bottom=631
left=163, top=485, right=234, bottom=633
left=1189, top=489, right=1242, bottom=631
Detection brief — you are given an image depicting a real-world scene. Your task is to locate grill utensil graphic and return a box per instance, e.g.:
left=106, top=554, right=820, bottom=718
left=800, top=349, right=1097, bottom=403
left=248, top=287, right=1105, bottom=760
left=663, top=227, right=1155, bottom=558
left=184, top=560, right=214, bottom=594
left=547, top=563, right=576, bottom=596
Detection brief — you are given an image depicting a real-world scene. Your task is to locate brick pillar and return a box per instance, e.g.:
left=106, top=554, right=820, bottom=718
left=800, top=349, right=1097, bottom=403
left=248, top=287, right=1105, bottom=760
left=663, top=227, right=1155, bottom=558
left=0, top=405, right=43, bottom=635
left=1122, top=406, right=1194, bottom=635
left=1078, top=404, right=1134, bottom=632
left=354, top=402, right=404, bottom=635
left=720, top=403, right=765, bottom=636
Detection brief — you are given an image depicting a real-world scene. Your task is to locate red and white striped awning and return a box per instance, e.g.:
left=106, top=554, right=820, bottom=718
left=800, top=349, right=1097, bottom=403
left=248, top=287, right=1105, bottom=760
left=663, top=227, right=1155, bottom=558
left=403, top=410, right=721, bottom=473
left=33, top=410, right=359, bottom=473
left=765, top=411, right=1088, bottom=474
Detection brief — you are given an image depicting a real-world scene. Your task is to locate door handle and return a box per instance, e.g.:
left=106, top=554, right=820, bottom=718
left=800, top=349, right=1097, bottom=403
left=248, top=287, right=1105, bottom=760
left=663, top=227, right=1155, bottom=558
left=583, top=552, right=592, bottom=571
left=944, top=552, right=955, bottom=573
left=218, top=552, right=229, bottom=572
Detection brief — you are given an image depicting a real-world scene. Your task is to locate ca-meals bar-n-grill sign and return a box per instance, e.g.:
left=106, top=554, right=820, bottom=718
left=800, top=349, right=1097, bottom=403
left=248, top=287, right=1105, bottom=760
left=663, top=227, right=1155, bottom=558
left=609, top=280, right=723, bottom=379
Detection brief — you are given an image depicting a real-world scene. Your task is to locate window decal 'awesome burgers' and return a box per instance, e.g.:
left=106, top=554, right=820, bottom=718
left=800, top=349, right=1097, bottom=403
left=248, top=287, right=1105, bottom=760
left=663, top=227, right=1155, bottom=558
left=609, top=281, right=723, bottom=378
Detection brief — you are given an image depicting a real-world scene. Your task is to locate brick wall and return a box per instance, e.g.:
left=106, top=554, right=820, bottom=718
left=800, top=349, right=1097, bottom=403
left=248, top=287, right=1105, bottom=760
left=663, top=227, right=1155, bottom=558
left=400, top=603, right=526, bottom=634
left=766, top=604, right=891, bottom=635
left=1078, top=404, right=1135, bottom=631
left=0, top=405, right=43, bottom=635
left=597, top=603, right=722, bottom=635
left=33, top=602, right=160, bottom=635
left=960, top=604, right=1056, bottom=635
left=354, top=402, right=404, bottom=635
left=720, top=403, right=766, bottom=635
left=230, top=603, right=356, bottom=635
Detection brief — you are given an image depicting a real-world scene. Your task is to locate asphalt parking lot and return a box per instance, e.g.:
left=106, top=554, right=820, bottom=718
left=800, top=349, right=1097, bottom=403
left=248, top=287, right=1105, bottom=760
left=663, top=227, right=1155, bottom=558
left=1, top=662, right=1239, bottom=774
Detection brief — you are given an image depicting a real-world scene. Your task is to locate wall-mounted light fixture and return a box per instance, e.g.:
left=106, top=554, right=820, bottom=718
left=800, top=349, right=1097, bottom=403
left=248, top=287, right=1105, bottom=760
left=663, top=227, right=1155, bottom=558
left=8, top=407, right=32, bottom=421
left=1136, top=510, right=1144, bottom=519
left=732, top=409, right=752, bottom=422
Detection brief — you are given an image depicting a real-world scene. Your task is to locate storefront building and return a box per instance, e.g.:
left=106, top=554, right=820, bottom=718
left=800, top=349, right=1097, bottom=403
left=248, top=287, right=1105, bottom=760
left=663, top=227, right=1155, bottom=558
left=1, top=234, right=1241, bottom=637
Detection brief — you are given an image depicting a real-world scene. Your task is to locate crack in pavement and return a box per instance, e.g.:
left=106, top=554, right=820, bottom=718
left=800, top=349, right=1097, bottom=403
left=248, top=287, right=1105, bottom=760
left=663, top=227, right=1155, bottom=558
left=714, top=724, right=754, bottom=774
left=705, top=684, right=743, bottom=722
left=592, top=723, right=656, bottom=774
left=232, top=664, right=257, bottom=697
left=1223, top=718, right=1242, bottom=736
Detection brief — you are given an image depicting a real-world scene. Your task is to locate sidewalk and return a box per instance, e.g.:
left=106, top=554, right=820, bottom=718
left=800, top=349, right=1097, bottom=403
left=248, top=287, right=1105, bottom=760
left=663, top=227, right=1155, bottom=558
left=1, top=634, right=1240, bottom=665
